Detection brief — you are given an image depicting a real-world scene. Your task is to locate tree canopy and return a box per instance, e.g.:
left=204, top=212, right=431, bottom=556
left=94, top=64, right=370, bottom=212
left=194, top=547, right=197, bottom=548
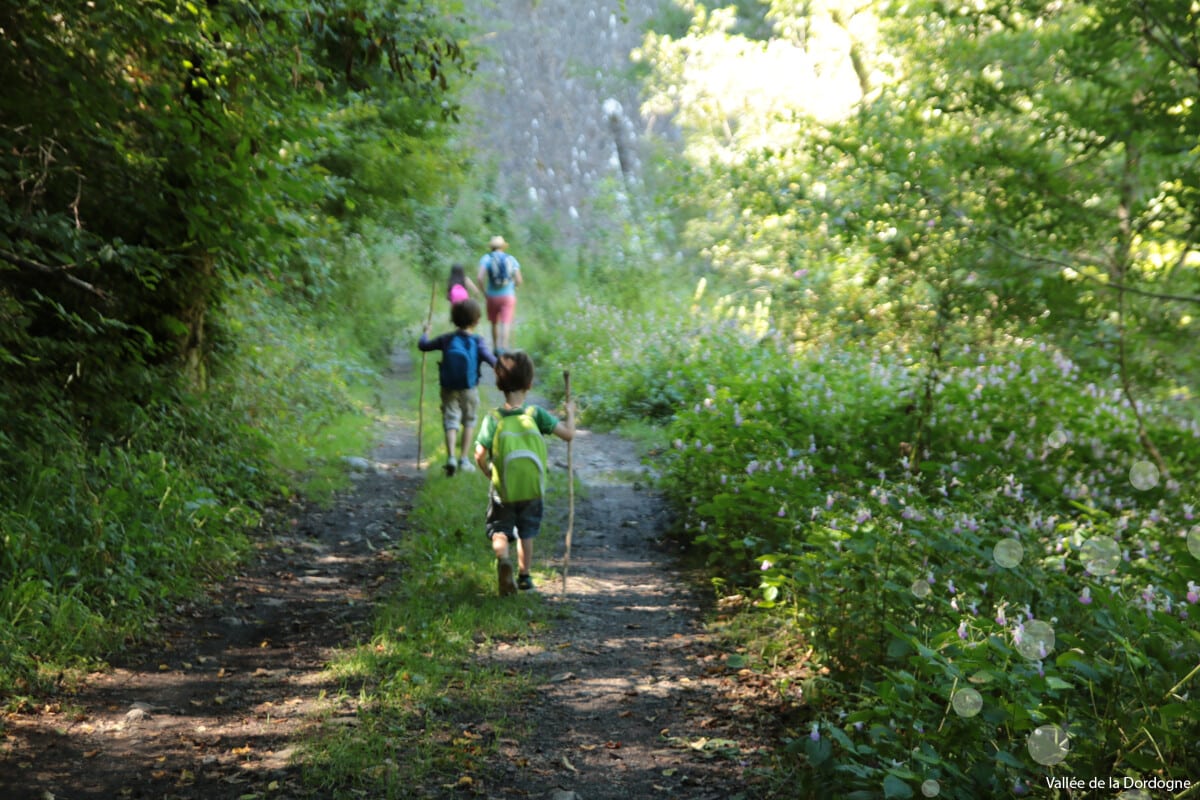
left=0, top=0, right=468, bottom=414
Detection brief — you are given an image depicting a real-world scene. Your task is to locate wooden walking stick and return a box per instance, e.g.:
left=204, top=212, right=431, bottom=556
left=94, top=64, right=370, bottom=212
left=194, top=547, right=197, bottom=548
left=561, top=370, right=575, bottom=594
left=416, top=281, right=437, bottom=470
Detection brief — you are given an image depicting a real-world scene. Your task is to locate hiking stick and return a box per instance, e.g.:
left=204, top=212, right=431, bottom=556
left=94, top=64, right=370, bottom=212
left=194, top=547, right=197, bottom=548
left=561, top=370, right=575, bottom=595
left=416, top=281, right=437, bottom=470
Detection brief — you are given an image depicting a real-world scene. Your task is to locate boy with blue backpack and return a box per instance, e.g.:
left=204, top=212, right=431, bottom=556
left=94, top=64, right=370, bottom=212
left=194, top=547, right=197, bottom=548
left=419, top=299, right=497, bottom=476
left=473, top=350, right=575, bottom=595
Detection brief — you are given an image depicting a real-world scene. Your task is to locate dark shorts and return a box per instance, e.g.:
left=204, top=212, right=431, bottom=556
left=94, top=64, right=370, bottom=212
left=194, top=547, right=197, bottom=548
left=485, top=490, right=543, bottom=541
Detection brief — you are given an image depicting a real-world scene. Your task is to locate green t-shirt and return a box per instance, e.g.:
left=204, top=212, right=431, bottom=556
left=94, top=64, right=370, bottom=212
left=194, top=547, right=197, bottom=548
left=475, top=404, right=559, bottom=452
left=476, top=404, right=560, bottom=502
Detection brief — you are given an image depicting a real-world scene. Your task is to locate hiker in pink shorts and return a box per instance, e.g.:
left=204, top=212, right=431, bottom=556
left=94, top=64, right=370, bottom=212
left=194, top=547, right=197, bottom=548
left=477, top=235, right=522, bottom=353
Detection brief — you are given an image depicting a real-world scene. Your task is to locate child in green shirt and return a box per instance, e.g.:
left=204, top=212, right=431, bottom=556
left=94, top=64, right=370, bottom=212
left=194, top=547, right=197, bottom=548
left=474, top=350, right=575, bottom=594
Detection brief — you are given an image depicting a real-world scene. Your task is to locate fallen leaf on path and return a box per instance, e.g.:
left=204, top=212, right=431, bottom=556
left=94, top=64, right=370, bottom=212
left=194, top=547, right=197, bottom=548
left=561, top=755, right=578, bottom=772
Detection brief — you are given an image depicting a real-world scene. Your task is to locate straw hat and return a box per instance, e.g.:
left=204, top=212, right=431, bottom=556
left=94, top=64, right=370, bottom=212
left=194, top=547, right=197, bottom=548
left=488, top=235, right=508, bottom=250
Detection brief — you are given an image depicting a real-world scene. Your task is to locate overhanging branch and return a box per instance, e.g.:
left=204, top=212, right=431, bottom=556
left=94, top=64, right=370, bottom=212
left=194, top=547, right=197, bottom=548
left=0, top=249, right=110, bottom=301
left=987, top=237, right=1200, bottom=305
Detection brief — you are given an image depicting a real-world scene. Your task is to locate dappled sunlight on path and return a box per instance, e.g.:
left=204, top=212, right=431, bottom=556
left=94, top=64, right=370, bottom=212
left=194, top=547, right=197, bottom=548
left=474, top=423, right=773, bottom=799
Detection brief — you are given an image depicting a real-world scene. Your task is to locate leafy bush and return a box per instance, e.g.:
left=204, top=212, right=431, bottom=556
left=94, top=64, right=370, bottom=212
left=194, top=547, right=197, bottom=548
left=0, top=274, right=388, bottom=695
left=586, top=300, right=1200, bottom=796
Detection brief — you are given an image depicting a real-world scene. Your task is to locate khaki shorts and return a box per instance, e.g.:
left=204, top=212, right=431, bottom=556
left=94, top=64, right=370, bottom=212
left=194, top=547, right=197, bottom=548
left=441, top=387, right=479, bottom=431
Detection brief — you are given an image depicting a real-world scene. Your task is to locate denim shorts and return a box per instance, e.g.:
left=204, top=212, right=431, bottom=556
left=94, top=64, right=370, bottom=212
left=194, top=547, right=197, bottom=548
left=485, top=489, right=543, bottom=541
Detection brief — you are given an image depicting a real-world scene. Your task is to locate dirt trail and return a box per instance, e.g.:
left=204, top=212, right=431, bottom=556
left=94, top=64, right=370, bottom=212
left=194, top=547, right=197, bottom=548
left=0, top=353, right=773, bottom=800
left=417, top=359, right=776, bottom=798
left=480, top=421, right=772, bottom=800
left=0, top=352, right=427, bottom=800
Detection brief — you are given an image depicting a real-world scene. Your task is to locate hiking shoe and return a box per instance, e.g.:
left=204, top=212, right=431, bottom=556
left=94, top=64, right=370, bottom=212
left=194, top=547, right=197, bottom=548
left=517, top=573, right=535, bottom=591
left=459, top=460, right=476, bottom=474
left=444, top=458, right=457, bottom=477
left=497, top=558, right=518, bottom=596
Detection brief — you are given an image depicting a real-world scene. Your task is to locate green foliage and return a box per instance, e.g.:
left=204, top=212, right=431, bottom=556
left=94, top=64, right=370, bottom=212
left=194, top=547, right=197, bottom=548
left=0, top=0, right=471, bottom=693
left=0, top=0, right=469, bottom=399
left=0, top=274, right=387, bottom=695
left=523, top=292, right=691, bottom=426
left=598, top=3, right=1200, bottom=793
left=638, top=0, right=1200, bottom=389
left=0, top=404, right=256, bottom=690
left=625, top=305, right=1200, bottom=794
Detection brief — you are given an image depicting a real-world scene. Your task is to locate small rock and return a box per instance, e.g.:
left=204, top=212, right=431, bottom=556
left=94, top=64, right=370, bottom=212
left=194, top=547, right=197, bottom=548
left=343, top=456, right=373, bottom=472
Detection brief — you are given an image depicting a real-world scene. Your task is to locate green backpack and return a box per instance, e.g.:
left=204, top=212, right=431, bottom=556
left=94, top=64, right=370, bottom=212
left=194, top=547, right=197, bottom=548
left=489, top=407, right=548, bottom=503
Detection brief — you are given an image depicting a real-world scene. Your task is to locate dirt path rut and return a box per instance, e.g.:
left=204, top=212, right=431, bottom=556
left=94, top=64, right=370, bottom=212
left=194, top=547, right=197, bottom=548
left=482, top=427, right=771, bottom=800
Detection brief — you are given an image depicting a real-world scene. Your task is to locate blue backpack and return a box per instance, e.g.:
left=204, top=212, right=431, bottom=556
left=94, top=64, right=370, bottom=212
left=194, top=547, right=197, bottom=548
left=487, top=252, right=514, bottom=290
left=440, top=333, right=479, bottom=390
